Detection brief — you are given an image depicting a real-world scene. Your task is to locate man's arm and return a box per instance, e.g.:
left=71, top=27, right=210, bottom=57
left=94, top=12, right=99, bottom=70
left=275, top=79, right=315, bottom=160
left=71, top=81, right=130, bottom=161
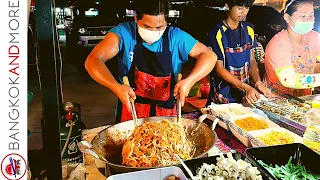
left=214, top=60, right=261, bottom=103
left=173, top=42, right=217, bottom=105
left=215, top=61, right=248, bottom=91
left=185, top=42, right=217, bottom=85
left=249, top=49, right=272, bottom=97
left=85, top=32, right=120, bottom=90
left=85, top=32, right=135, bottom=111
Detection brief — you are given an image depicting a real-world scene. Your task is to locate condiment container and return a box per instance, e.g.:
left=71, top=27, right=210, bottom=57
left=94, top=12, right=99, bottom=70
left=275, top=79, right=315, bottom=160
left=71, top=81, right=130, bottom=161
left=303, top=108, right=320, bottom=154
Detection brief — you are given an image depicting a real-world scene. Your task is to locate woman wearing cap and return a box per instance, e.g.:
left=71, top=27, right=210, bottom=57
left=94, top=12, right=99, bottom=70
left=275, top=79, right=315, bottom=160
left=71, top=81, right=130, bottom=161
left=264, top=0, right=320, bottom=97
left=206, top=0, right=271, bottom=105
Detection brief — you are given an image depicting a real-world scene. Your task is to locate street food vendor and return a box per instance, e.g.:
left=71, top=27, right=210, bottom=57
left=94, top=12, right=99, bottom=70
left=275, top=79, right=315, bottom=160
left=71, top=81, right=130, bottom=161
left=264, top=0, right=320, bottom=97
left=85, top=0, right=217, bottom=122
left=206, top=0, right=271, bottom=105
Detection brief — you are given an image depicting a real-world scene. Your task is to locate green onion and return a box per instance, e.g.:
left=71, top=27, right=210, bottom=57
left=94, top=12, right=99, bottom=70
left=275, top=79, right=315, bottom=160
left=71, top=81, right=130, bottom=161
left=258, top=157, right=320, bottom=180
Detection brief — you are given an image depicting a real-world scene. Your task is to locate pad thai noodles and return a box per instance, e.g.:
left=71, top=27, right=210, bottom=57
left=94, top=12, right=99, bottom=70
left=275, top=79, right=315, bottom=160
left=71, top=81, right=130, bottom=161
left=122, top=119, right=195, bottom=167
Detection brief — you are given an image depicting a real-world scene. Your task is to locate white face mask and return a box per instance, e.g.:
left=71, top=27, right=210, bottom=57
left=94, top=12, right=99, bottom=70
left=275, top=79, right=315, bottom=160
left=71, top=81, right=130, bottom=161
left=137, top=24, right=166, bottom=44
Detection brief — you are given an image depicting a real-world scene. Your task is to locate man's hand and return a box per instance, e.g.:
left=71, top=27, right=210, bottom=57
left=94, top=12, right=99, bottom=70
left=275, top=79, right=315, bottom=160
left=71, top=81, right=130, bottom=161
left=113, top=84, right=136, bottom=112
left=256, top=81, right=272, bottom=98
left=244, top=85, right=261, bottom=104
left=173, top=79, right=193, bottom=107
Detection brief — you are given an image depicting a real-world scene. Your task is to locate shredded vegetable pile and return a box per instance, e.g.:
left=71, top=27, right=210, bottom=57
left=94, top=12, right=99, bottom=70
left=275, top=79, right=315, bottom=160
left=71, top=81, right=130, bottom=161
left=235, top=117, right=269, bottom=131
left=258, top=157, right=320, bottom=180
left=122, top=119, right=195, bottom=167
left=196, top=153, right=263, bottom=180
left=257, top=131, right=294, bottom=146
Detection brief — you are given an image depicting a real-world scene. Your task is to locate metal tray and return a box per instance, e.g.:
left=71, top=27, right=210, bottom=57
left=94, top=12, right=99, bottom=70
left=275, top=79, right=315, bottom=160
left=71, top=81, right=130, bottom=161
left=180, top=152, right=272, bottom=179
left=256, top=109, right=306, bottom=136
left=246, top=143, right=320, bottom=180
left=253, top=95, right=320, bottom=136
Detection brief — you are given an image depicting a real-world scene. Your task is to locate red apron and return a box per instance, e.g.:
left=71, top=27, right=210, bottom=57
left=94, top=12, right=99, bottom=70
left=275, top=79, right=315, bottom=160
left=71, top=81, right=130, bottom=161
left=116, top=28, right=177, bottom=122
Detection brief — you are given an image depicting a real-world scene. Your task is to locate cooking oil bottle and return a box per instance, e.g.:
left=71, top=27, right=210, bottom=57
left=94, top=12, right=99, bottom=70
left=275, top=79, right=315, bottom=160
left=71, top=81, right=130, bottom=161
left=303, top=108, right=320, bottom=154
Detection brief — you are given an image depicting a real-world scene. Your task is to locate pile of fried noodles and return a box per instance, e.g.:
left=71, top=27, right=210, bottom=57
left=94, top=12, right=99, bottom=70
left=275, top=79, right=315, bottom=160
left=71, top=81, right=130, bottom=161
left=122, top=119, right=195, bottom=167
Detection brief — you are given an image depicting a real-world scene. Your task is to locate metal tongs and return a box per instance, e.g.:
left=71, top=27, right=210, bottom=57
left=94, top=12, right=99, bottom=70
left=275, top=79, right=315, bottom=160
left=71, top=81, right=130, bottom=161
left=176, top=74, right=182, bottom=123
left=123, top=76, right=138, bottom=127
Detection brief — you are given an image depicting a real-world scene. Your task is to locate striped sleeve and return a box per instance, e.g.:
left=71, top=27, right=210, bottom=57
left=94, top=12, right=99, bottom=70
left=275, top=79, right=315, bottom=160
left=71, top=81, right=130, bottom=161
left=207, top=26, right=226, bottom=61
left=246, top=22, right=258, bottom=49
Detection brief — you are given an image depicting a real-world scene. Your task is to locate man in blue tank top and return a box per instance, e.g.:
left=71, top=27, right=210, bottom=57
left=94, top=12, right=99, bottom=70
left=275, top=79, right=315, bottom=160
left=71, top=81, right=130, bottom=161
left=85, top=0, right=218, bottom=122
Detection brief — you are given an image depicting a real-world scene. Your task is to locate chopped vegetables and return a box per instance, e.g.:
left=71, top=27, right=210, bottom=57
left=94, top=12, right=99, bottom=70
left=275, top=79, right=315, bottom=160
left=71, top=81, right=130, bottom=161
left=235, top=117, right=269, bottom=131
left=257, top=131, right=294, bottom=146
left=258, top=157, right=320, bottom=180
left=195, top=153, right=262, bottom=180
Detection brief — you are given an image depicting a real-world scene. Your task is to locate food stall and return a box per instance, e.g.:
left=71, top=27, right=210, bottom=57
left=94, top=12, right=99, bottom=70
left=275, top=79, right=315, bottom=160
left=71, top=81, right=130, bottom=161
left=74, top=94, right=320, bottom=180
left=32, top=0, right=320, bottom=179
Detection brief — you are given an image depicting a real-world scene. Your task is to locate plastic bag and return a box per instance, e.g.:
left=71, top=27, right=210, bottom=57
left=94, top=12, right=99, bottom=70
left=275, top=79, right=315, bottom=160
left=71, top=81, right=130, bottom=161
left=303, top=109, right=320, bottom=154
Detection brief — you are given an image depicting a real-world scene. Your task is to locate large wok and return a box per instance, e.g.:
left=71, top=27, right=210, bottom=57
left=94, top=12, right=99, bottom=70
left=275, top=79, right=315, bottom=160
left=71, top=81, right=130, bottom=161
left=79, top=115, right=218, bottom=173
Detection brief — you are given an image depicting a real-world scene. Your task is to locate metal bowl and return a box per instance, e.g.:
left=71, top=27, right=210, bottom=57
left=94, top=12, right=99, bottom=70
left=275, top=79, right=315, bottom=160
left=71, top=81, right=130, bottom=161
left=79, top=116, right=218, bottom=173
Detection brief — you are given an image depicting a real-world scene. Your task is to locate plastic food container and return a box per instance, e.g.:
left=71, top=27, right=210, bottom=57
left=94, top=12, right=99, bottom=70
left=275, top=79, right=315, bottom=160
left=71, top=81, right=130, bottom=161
left=303, top=108, right=320, bottom=154
left=204, top=103, right=254, bottom=130
left=228, top=114, right=279, bottom=147
left=247, top=127, right=302, bottom=147
left=106, top=166, right=188, bottom=180
left=246, top=143, right=320, bottom=180
left=180, top=152, right=271, bottom=179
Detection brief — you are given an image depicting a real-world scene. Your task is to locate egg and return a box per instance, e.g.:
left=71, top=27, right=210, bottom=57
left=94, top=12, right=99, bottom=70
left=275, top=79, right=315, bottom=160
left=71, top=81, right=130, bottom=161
left=164, top=175, right=180, bottom=180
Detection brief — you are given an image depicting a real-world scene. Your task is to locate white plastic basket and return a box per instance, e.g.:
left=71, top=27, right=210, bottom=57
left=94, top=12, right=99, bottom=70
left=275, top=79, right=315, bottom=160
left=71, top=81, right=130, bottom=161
left=106, top=166, right=188, bottom=180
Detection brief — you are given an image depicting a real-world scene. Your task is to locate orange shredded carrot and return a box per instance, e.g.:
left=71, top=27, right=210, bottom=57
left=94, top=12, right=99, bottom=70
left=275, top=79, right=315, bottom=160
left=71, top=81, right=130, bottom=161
left=235, top=117, right=268, bottom=131
left=122, top=119, right=195, bottom=167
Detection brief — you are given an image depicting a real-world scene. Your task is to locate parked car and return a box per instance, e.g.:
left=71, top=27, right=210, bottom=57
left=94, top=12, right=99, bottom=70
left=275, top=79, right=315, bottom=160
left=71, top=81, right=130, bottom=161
left=246, top=5, right=286, bottom=48
left=67, top=6, right=120, bottom=47
left=177, top=4, right=227, bottom=44
left=178, top=3, right=284, bottom=48
left=66, top=3, right=122, bottom=74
